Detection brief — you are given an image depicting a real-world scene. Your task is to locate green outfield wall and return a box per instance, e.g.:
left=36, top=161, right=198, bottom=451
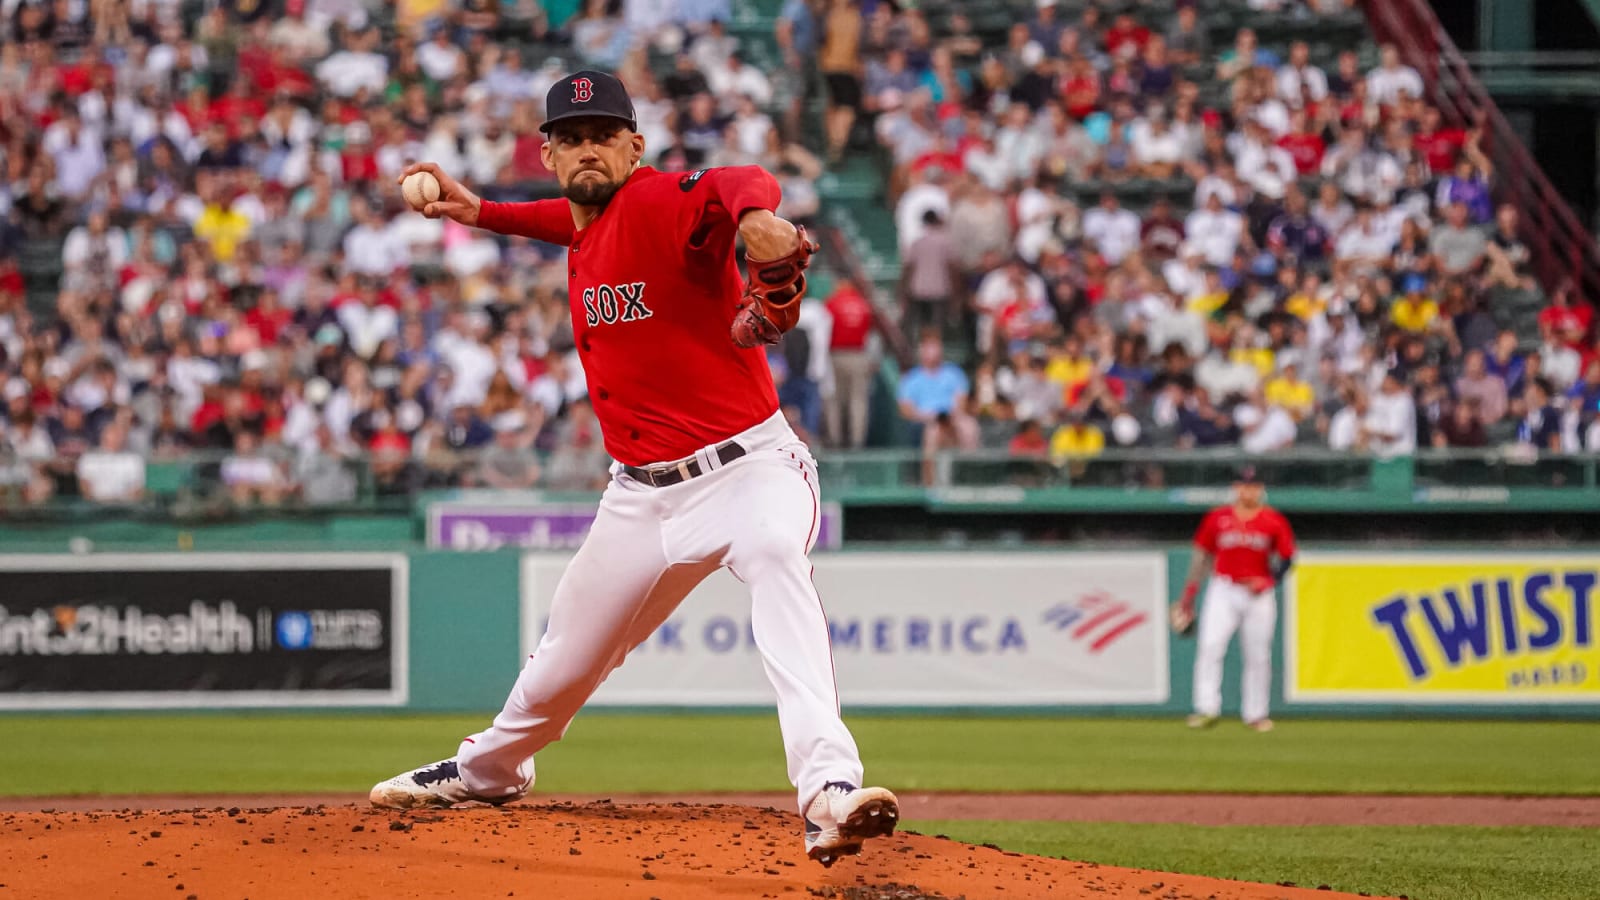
left=0, top=535, right=1594, bottom=718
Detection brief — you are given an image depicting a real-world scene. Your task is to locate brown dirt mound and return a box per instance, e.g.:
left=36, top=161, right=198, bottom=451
left=0, top=801, right=1384, bottom=899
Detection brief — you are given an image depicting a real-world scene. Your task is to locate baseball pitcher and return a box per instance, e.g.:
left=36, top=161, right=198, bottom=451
left=369, top=70, right=898, bottom=867
left=1170, top=465, right=1296, bottom=731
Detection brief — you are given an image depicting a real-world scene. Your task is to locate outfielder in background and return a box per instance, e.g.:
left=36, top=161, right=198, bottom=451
left=369, top=70, right=899, bottom=867
left=1170, top=466, right=1297, bottom=732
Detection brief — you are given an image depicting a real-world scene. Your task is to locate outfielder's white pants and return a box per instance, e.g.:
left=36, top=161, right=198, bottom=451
left=1191, top=576, right=1277, bottom=722
left=456, top=411, right=864, bottom=811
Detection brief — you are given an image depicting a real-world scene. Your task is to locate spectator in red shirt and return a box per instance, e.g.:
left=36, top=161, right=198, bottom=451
left=1061, top=57, right=1101, bottom=121
left=1104, top=13, right=1151, bottom=60
left=1008, top=419, right=1049, bottom=456
left=253, top=43, right=317, bottom=97
left=1414, top=105, right=1466, bottom=175
left=825, top=278, right=877, bottom=449
left=209, top=77, right=267, bottom=138
left=340, top=123, right=381, bottom=186
left=174, top=85, right=214, bottom=135
left=1537, top=282, right=1594, bottom=350
left=1277, top=108, right=1325, bottom=175
left=246, top=289, right=293, bottom=345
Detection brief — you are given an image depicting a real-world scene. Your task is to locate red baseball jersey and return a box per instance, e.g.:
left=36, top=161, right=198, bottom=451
left=1194, top=505, right=1296, bottom=582
left=477, top=165, right=782, bottom=466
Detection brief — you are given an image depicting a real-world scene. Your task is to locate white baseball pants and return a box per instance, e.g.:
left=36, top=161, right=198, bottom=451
left=1191, top=576, right=1277, bottom=722
left=455, top=411, right=864, bottom=811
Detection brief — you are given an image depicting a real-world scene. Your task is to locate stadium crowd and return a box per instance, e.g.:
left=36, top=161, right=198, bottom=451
left=0, top=0, right=1594, bottom=508
left=799, top=0, right=1600, bottom=467
left=0, top=0, right=837, bottom=506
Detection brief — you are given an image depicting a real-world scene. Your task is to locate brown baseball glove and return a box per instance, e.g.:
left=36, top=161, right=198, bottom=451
left=731, top=225, right=818, bottom=348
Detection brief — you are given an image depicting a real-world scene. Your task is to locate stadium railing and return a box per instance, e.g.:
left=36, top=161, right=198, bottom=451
left=2, top=448, right=1596, bottom=517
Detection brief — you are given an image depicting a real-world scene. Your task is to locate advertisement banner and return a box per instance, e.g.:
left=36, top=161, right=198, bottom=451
left=432, top=500, right=844, bottom=551
left=0, top=553, right=408, bottom=710
left=1288, top=553, right=1600, bottom=703
left=521, top=553, right=1168, bottom=706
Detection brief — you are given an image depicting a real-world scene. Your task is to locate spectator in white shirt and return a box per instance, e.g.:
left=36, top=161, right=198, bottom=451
left=1130, top=109, right=1186, bottom=179
left=1081, top=192, right=1142, bottom=265
left=337, top=278, right=401, bottom=359
left=1311, top=180, right=1355, bottom=236
left=270, top=2, right=330, bottom=60
left=1231, top=117, right=1298, bottom=197
left=1334, top=206, right=1395, bottom=277
left=1149, top=286, right=1209, bottom=358
left=166, top=337, right=221, bottom=422
left=992, top=102, right=1046, bottom=185
left=1276, top=41, right=1328, bottom=108
left=1321, top=127, right=1402, bottom=205
left=42, top=109, right=105, bottom=201
left=342, top=196, right=406, bottom=277
left=705, top=50, right=774, bottom=109
left=77, top=421, right=146, bottom=504
left=222, top=430, right=289, bottom=507
left=1366, top=44, right=1424, bottom=108
left=1327, top=387, right=1367, bottom=451
left=894, top=167, right=951, bottom=255
left=1184, top=192, right=1247, bottom=267
left=1194, top=161, right=1241, bottom=208
left=972, top=258, right=1049, bottom=356
left=962, top=130, right=1009, bottom=192
left=62, top=209, right=128, bottom=295
left=416, top=28, right=465, bottom=83
left=314, top=27, right=389, bottom=98
left=1236, top=392, right=1298, bottom=454
left=1364, top=369, right=1418, bottom=457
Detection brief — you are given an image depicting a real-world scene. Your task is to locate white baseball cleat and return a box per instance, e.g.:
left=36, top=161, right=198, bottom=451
left=803, top=781, right=900, bottom=867
left=369, top=758, right=529, bottom=809
left=1246, top=718, right=1276, bottom=733
left=1186, top=713, right=1219, bottom=729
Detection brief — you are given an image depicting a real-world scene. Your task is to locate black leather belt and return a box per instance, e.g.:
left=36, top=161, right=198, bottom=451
left=622, top=441, right=748, bottom=488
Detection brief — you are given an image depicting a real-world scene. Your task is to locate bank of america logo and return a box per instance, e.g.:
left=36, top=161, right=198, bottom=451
left=1042, top=592, right=1148, bottom=653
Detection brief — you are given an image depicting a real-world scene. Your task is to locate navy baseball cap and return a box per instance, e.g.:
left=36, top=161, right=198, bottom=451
left=1234, top=464, right=1264, bottom=484
left=540, top=70, right=637, bottom=134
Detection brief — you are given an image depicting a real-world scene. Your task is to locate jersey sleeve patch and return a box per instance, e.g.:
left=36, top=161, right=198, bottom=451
left=678, top=168, right=711, bottom=192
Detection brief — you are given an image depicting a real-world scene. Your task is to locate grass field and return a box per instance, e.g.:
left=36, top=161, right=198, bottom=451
left=4, top=713, right=1598, bottom=796
left=913, top=821, right=1600, bottom=900
left=4, top=713, right=1598, bottom=900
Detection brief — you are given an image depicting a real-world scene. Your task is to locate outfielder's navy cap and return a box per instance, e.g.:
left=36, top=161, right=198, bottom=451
left=540, top=70, right=637, bottom=134
left=1234, top=464, right=1264, bottom=484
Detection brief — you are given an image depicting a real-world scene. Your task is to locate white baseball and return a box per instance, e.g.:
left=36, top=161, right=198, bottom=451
left=402, top=171, right=441, bottom=211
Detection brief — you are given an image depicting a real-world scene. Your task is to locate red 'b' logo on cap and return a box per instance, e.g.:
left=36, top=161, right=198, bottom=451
left=572, top=77, right=594, bottom=103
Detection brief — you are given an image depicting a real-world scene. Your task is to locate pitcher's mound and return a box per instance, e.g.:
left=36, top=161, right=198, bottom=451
left=2, top=801, right=1378, bottom=899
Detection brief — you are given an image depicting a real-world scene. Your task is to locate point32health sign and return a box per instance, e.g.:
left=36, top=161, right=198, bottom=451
left=521, top=552, right=1169, bottom=707
left=0, top=553, right=408, bottom=710
left=430, top=498, right=843, bottom=551
left=1288, top=552, right=1600, bottom=704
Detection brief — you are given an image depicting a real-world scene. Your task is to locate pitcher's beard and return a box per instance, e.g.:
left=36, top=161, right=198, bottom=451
left=563, top=178, right=623, bottom=206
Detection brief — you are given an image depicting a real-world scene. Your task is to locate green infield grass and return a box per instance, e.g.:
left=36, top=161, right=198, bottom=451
left=907, top=820, right=1600, bottom=900
left=1, top=714, right=1597, bottom=797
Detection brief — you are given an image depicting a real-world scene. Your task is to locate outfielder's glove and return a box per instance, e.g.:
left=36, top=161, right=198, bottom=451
left=1168, top=602, right=1196, bottom=637
left=731, top=225, right=818, bottom=348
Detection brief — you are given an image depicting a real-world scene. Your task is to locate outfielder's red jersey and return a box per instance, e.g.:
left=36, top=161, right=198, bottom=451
left=1194, top=506, right=1296, bottom=582
left=477, top=165, right=782, bottom=466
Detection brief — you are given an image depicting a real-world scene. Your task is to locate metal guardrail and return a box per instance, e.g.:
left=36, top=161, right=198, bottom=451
left=2, top=448, right=1596, bottom=517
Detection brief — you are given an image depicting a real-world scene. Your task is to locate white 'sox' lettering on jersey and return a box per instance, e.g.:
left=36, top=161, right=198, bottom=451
left=581, top=281, right=653, bottom=328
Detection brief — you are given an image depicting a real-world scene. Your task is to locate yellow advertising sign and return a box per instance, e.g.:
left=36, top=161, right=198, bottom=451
left=1288, top=554, right=1600, bottom=703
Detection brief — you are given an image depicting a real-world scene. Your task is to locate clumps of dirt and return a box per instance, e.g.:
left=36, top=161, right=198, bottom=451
left=0, top=801, right=1386, bottom=899
left=808, top=883, right=960, bottom=899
